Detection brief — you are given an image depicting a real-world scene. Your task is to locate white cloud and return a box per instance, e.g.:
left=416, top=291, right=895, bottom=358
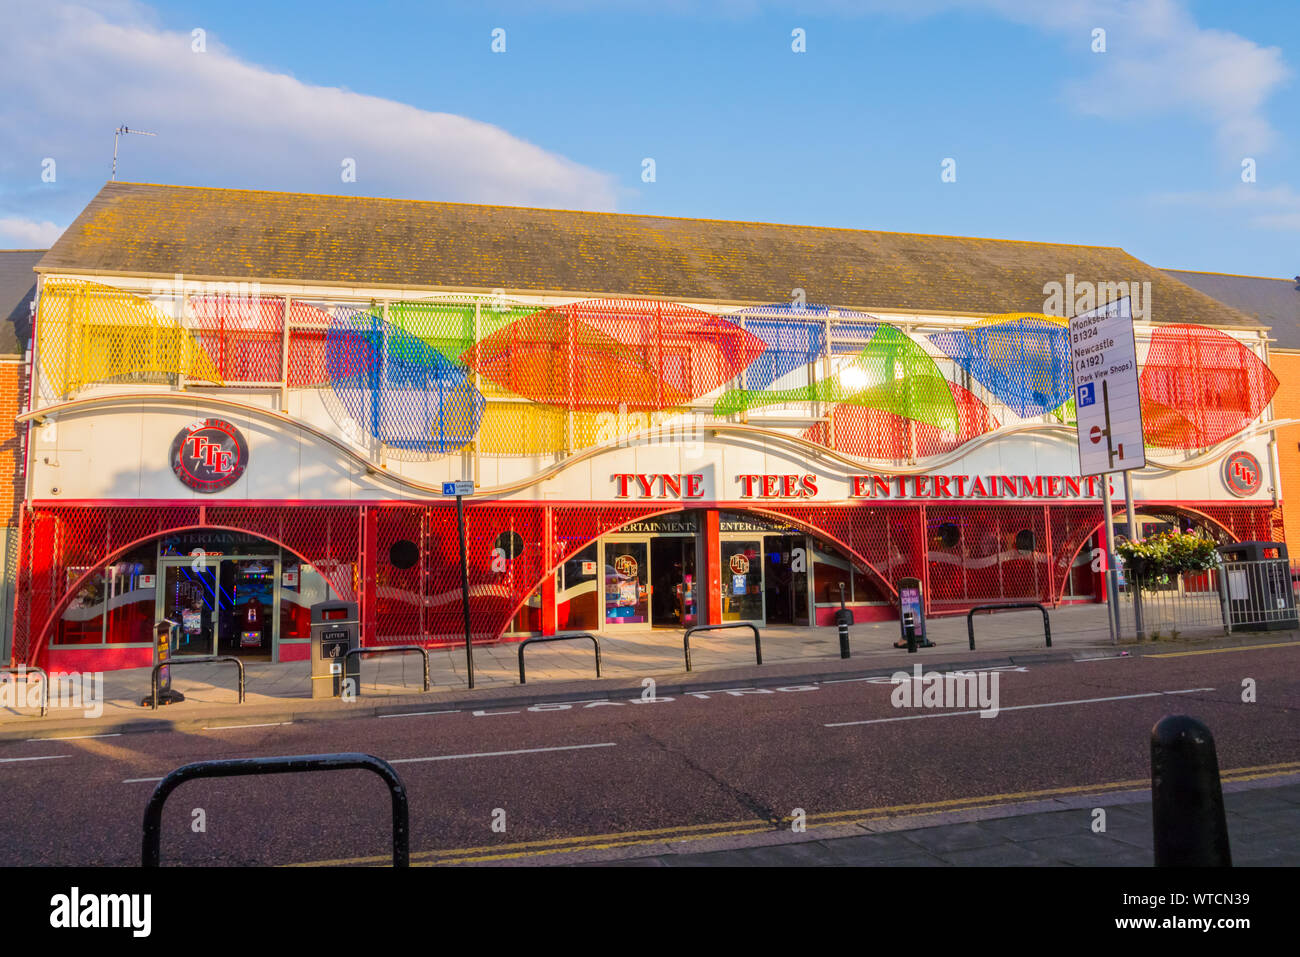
left=1152, top=184, right=1300, bottom=232
left=0, top=0, right=618, bottom=209
left=0, top=217, right=66, bottom=247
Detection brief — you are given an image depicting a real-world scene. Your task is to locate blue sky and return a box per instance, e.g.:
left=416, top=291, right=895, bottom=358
left=2, top=0, right=1297, bottom=278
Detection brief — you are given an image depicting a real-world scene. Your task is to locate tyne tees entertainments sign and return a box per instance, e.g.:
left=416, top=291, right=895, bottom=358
left=612, top=472, right=1116, bottom=501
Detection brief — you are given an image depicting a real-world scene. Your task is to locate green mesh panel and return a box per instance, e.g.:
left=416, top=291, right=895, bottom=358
left=714, top=324, right=958, bottom=431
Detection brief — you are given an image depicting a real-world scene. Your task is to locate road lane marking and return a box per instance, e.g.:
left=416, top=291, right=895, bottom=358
left=200, top=722, right=292, bottom=730
left=0, top=755, right=70, bottom=764
left=378, top=710, right=461, bottom=719
left=390, top=742, right=616, bottom=764
left=291, top=758, right=1300, bottom=867
left=27, top=733, right=122, bottom=741
left=1147, top=641, right=1300, bottom=658
left=824, top=687, right=1215, bottom=727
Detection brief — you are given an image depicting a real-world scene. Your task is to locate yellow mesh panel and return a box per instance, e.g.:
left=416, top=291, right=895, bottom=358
left=38, top=279, right=224, bottom=396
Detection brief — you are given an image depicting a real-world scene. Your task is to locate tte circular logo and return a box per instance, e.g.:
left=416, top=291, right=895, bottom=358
left=614, top=554, right=638, bottom=578
left=1223, top=451, right=1263, bottom=497
left=171, top=419, right=248, bottom=493
left=729, top=553, right=750, bottom=575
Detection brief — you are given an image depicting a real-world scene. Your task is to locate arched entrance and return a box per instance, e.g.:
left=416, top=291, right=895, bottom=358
left=1055, top=503, right=1259, bottom=604
left=14, top=504, right=361, bottom=669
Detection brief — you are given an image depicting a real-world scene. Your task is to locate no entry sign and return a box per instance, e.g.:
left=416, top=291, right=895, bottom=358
left=1069, top=297, right=1145, bottom=477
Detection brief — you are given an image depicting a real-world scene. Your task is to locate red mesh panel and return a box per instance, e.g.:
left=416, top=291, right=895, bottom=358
left=1139, top=325, right=1278, bottom=449
left=1194, top=503, right=1284, bottom=544
left=461, top=300, right=766, bottom=411
left=751, top=504, right=923, bottom=596
left=1049, top=504, right=1106, bottom=601
left=189, top=296, right=284, bottom=382
left=924, top=505, right=1049, bottom=607
left=801, top=382, right=998, bottom=459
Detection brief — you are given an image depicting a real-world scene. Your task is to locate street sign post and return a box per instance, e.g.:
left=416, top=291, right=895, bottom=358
left=1069, top=296, right=1145, bottom=642
left=1070, top=297, right=1145, bottom=477
left=443, top=480, right=476, bottom=687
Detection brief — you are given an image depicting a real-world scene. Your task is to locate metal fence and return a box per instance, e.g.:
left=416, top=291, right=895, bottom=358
left=1117, top=558, right=1299, bottom=639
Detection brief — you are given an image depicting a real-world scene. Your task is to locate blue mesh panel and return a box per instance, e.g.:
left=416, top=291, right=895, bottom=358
left=326, top=311, right=484, bottom=452
left=928, top=319, right=1072, bottom=418
left=736, top=303, right=878, bottom=390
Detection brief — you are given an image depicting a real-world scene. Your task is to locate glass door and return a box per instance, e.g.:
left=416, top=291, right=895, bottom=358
left=720, top=539, right=764, bottom=623
left=158, top=559, right=219, bottom=656
left=603, top=540, right=649, bottom=627
left=218, top=557, right=279, bottom=657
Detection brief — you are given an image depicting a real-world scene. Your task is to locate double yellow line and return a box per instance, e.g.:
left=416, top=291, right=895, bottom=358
left=292, top=759, right=1300, bottom=867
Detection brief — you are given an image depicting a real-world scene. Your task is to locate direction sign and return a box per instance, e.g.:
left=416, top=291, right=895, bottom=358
left=1069, top=296, right=1145, bottom=477
left=442, top=481, right=475, bottom=496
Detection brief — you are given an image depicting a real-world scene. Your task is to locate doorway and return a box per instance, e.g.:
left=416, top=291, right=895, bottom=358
left=650, top=537, right=696, bottom=628
left=763, top=534, right=810, bottom=625
left=157, top=554, right=279, bottom=658
left=720, top=538, right=764, bottom=623
left=603, top=539, right=650, bottom=627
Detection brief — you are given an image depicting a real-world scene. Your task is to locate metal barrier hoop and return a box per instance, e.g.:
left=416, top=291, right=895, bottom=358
left=0, top=666, right=48, bottom=717
left=341, top=645, right=431, bottom=694
left=966, top=603, right=1051, bottom=650
left=518, top=633, right=602, bottom=684
left=151, top=656, right=245, bottom=710
left=683, top=622, right=762, bottom=672
left=141, top=752, right=409, bottom=866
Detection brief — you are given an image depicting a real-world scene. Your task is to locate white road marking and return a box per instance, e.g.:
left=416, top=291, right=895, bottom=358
left=378, top=710, right=461, bottom=719
left=390, top=742, right=616, bottom=764
left=825, top=688, right=1216, bottom=727
left=123, top=777, right=164, bottom=784
left=0, top=755, right=71, bottom=763
left=27, top=733, right=122, bottom=741
left=199, top=722, right=292, bottom=730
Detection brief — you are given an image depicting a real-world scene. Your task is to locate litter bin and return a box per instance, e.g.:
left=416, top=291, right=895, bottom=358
left=310, top=600, right=360, bottom=698
left=1215, top=541, right=1298, bottom=632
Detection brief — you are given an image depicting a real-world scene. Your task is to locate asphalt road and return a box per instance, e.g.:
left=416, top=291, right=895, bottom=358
left=2, top=643, right=1297, bottom=866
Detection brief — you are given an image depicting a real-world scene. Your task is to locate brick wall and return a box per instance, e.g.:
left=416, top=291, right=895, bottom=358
left=1271, top=351, right=1300, bottom=546
left=0, top=357, right=26, bottom=528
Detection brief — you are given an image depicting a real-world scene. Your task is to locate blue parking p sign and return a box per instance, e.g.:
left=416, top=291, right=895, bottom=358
left=1077, top=382, right=1095, bottom=407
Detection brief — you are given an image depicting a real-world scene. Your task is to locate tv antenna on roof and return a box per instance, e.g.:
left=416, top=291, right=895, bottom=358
left=111, top=126, right=157, bottom=180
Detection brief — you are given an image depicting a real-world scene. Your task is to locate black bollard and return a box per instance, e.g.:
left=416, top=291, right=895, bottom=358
left=903, top=612, right=917, bottom=653
left=836, top=582, right=851, bottom=659
left=1151, top=714, right=1232, bottom=867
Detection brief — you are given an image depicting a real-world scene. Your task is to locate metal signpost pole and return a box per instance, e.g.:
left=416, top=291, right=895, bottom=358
left=445, top=480, right=476, bottom=689
left=1123, top=469, right=1145, bottom=639
left=1101, top=477, right=1120, bottom=643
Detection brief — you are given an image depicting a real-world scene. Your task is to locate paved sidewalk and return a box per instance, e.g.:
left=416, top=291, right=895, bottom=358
left=586, top=775, right=1300, bottom=868
left=2, top=603, right=1288, bottom=738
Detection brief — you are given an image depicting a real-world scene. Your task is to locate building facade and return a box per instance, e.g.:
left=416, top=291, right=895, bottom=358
left=1164, top=269, right=1300, bottom=546
left=9, top=183, right=1285, bottom=672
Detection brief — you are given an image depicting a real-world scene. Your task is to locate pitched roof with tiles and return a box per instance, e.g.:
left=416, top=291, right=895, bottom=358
left=1163, top=269, right=1300, bottom=349
left=37, top=181, right=1260, bottom=327
left=0, top=249, right=43, bottom=355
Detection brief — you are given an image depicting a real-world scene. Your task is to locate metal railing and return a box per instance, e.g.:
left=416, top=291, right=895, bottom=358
left=0, top=666, right=48, bottom=717
left=341, top=645, right=430, bottom=693
left=683, top=622, right=762, bottom=672
left=151, top=656, right=245, bottom=710
left=966, top=603, right=1051, bottom=650
left=1117, top=558, right=1299, bottom=639
left=518, top=633, right=601, bottom=684
left=142, top=753, right=409, bottom=866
